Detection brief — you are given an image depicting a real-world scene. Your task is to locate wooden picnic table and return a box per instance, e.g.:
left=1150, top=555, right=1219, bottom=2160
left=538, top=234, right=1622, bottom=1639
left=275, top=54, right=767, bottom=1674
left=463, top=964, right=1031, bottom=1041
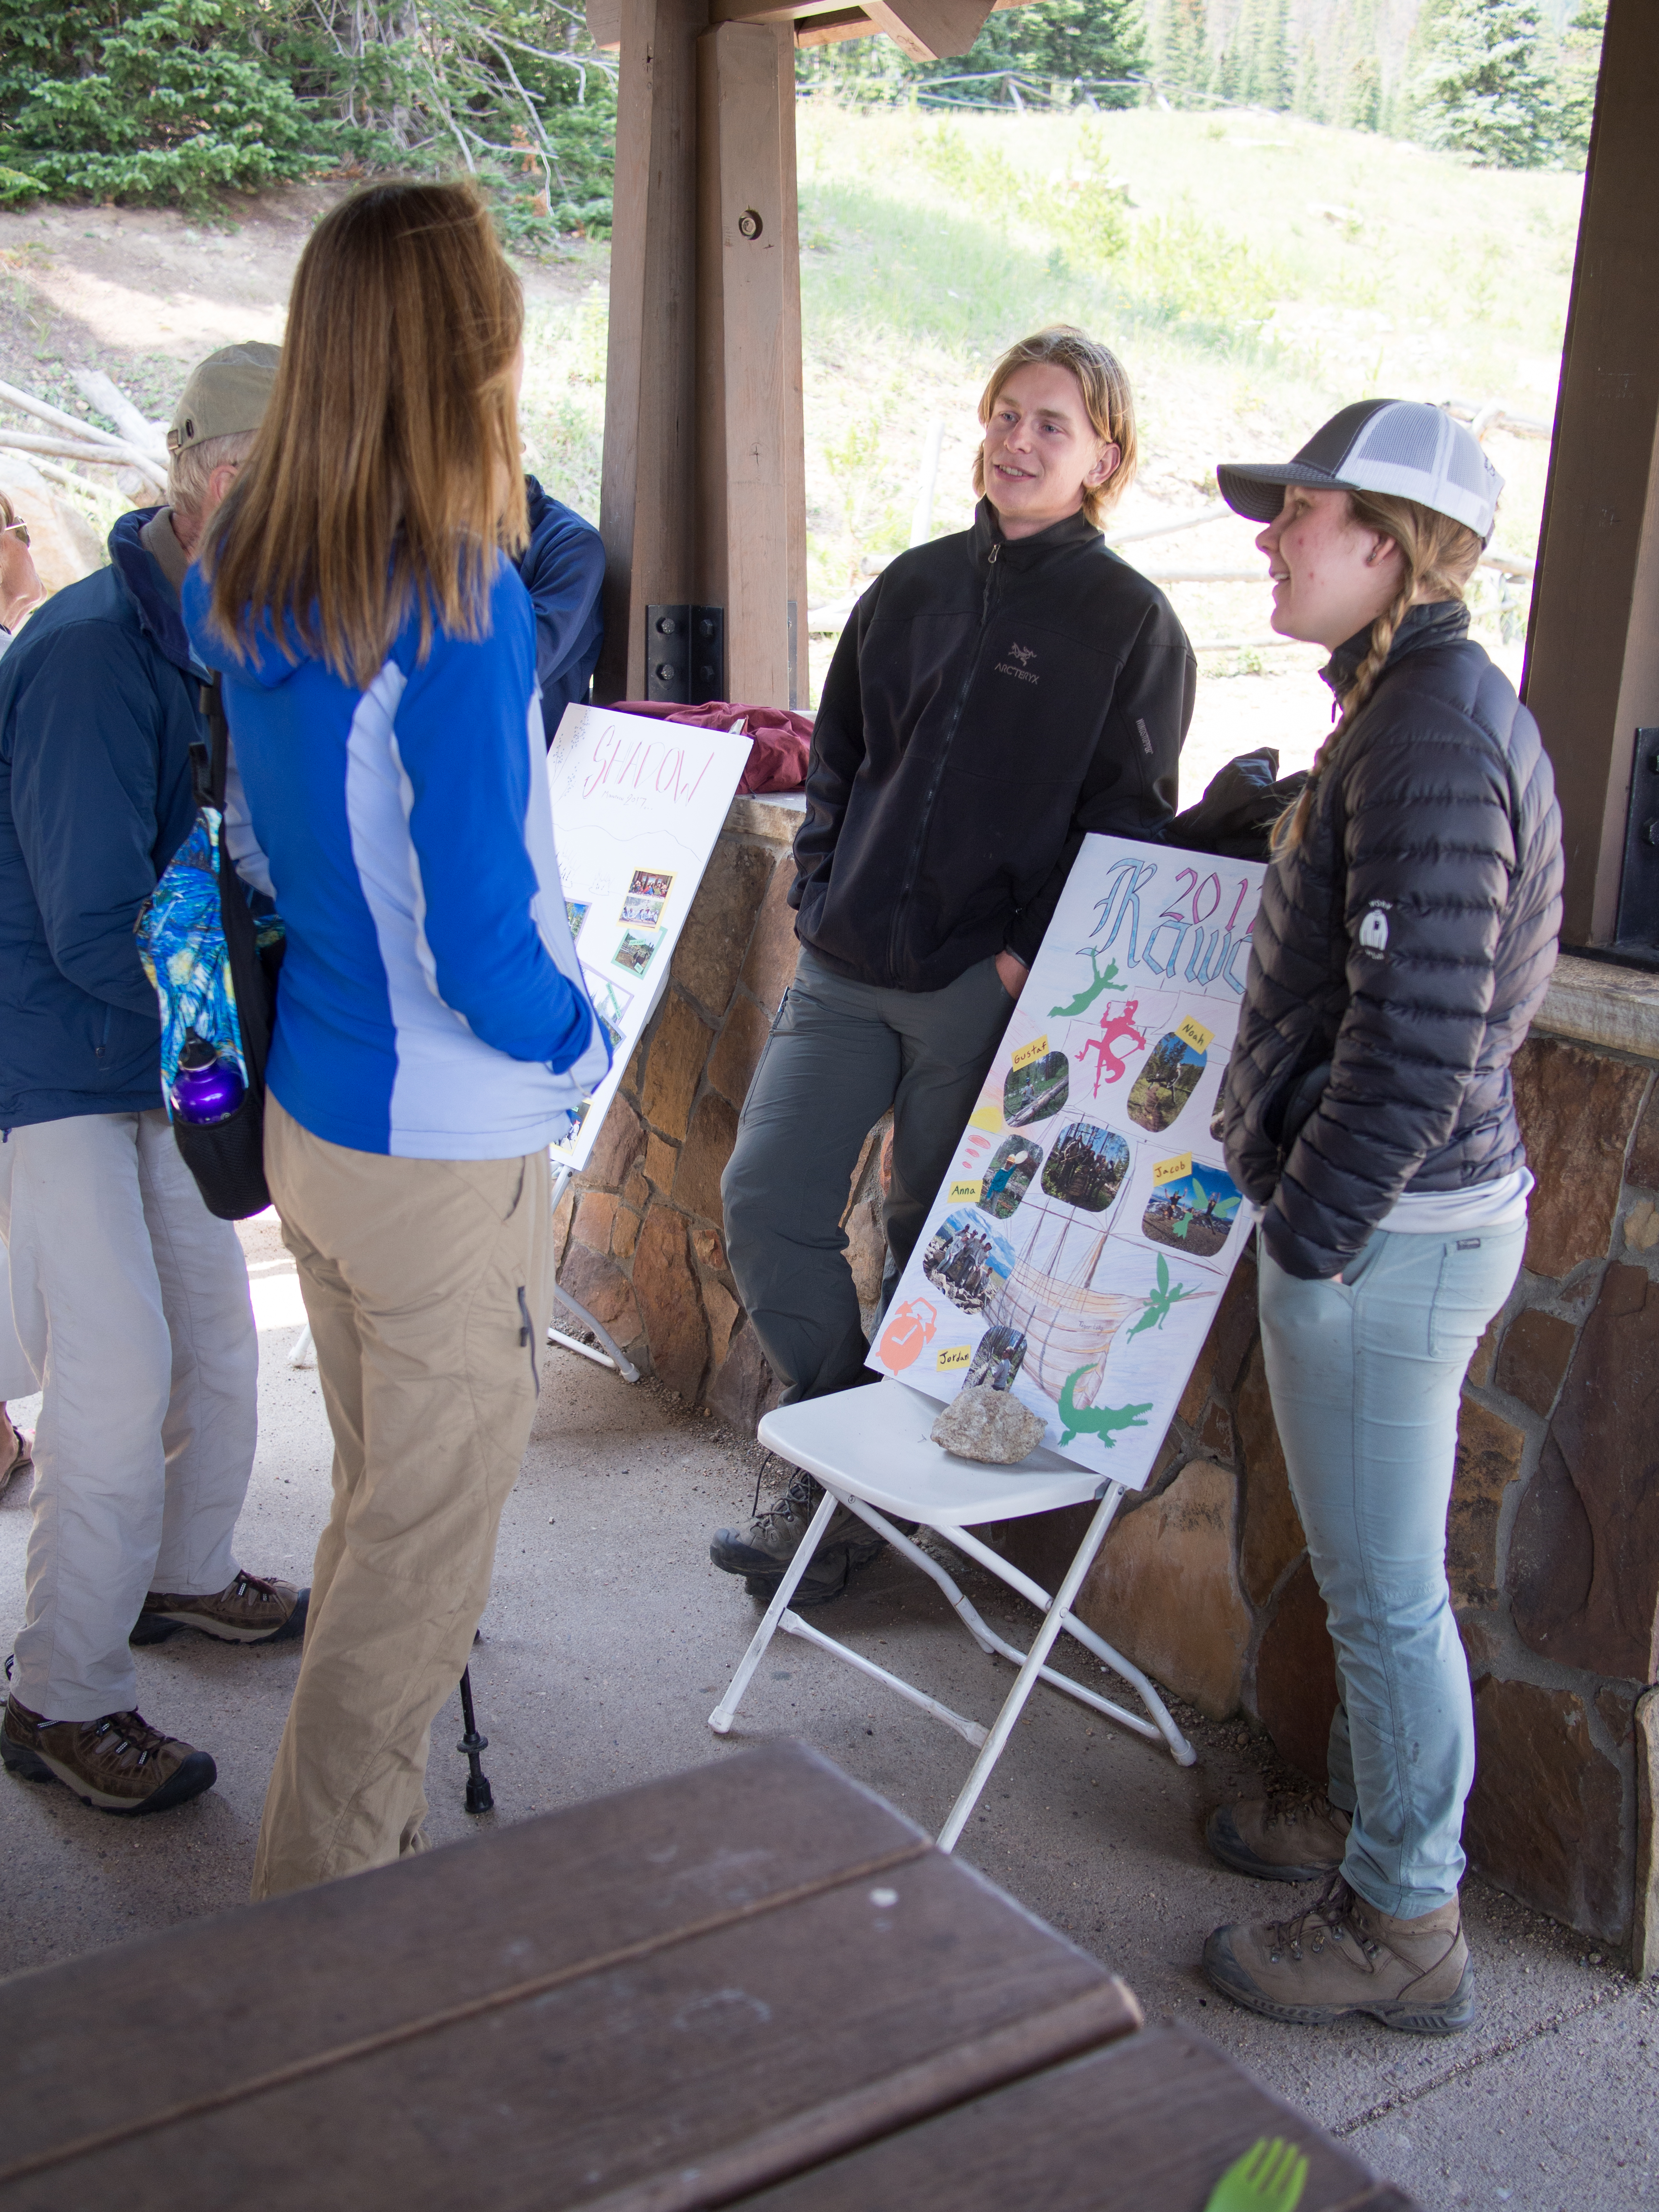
left=0, top=1740, right=1411, bottom=2211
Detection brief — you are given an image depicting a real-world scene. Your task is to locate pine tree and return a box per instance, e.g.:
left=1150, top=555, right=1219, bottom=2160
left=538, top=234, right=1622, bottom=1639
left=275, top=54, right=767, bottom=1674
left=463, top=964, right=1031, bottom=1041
left=1291, top=31, right=1323, bottom=119
left=1253, top=0, right=1290, bottom=111
left=1552, top=0, right=1604, bottom=165
left=1415, top=0, right=1561, bottom=167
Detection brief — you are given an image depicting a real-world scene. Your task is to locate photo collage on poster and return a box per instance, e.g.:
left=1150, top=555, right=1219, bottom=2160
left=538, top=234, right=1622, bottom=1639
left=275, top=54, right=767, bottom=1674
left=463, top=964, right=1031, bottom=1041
left=868, top=833, right=1267, bottom=1490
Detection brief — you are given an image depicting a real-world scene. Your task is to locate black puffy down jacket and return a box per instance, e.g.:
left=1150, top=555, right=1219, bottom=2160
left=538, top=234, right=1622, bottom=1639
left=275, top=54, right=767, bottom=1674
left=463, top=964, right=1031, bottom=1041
left=1222, top=601, right=1563, bottom=1280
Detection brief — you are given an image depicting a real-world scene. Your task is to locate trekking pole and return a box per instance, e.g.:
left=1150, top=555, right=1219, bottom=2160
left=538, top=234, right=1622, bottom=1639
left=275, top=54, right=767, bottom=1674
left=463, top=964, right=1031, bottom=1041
left=457, top=1666, right=494, bottom=1815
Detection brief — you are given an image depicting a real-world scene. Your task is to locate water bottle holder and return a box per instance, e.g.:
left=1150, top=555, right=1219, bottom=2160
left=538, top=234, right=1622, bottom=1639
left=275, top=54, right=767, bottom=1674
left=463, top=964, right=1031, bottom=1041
left=172, top=1084, right=271, bottom=1222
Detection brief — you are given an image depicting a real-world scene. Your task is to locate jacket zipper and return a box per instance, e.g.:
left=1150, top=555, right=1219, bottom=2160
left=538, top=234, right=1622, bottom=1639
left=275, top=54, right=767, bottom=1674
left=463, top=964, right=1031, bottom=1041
left=884, top=540, right=1002, bottom=983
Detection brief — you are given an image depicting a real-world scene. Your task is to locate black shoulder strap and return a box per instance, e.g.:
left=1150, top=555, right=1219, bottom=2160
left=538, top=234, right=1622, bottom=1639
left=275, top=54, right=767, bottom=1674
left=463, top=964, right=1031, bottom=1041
left=193, top=677, right=229, bottom=814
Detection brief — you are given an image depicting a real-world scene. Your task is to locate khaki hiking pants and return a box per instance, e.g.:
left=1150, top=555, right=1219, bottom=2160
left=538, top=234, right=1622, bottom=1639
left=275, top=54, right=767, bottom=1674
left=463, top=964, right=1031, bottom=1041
left=253, top=1097, right=551, bottom=1899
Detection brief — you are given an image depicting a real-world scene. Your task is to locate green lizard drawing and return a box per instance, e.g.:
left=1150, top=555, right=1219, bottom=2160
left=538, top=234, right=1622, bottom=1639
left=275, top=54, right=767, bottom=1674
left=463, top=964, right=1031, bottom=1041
left=1049, top=947, right=1120, bottom=1020
left=1125, top=1254, right=1207, bottom=1341
left=1057, top=1369, right=1154, bottom=1449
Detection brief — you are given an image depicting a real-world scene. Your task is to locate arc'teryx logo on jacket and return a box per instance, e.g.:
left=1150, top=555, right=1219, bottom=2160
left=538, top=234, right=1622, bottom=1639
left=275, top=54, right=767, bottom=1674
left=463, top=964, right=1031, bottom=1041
left=792, top=502, right=1196, bottom=992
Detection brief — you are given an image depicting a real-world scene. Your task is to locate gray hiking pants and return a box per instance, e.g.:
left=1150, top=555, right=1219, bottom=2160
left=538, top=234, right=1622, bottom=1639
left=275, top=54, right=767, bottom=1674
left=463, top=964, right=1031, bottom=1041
left=721, top=946, right=1015, bottom=1404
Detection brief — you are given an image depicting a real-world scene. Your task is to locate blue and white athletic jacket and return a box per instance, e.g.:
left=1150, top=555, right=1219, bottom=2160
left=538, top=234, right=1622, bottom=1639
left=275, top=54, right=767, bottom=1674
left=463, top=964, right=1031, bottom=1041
left=181, top=557, right=608, bottom=1161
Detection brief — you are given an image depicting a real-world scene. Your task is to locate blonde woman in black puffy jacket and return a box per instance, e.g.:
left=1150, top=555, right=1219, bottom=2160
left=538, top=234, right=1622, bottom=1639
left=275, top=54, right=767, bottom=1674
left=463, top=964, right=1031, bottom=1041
left=1202, top=402, right=1562, bottom=2037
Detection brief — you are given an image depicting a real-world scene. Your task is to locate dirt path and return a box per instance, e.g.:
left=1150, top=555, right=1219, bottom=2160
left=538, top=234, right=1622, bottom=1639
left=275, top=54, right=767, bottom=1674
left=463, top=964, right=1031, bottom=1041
left=0, top=188, right=606, bottom=429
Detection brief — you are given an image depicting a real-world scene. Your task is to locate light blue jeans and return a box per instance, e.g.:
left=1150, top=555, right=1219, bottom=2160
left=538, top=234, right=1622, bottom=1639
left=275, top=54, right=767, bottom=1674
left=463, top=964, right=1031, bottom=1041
left=1258, top=1222, right=1526, bottom=1918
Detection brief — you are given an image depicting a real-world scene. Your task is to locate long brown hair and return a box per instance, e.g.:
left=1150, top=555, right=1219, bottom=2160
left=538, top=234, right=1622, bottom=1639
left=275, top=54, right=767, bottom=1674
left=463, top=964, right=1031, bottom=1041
left=1273, top=490, right=1483, bottom=852
left=973, top=325, right=1137, bottom=527
left=204, top=181, right=527, bottom=685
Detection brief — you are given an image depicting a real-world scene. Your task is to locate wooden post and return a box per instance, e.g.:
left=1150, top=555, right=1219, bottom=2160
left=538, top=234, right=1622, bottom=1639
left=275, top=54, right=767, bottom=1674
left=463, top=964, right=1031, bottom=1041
left=696, top=20, right=808, bottom=707
left=1523, top=0, right=1659, bottom=947
left=594, top=0, right=708, bottom=704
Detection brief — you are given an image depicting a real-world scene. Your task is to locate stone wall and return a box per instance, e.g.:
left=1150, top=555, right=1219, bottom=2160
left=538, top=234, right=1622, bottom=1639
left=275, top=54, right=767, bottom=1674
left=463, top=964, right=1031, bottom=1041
left=550, top=792, right=888, bottom=1427
left=1002, top=955, right=1659, bottom=1962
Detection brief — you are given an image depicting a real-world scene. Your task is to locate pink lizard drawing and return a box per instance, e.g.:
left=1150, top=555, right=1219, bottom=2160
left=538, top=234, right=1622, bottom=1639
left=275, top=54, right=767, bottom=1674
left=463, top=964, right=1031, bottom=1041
left=1077, top=999, right=1147, bottom=1097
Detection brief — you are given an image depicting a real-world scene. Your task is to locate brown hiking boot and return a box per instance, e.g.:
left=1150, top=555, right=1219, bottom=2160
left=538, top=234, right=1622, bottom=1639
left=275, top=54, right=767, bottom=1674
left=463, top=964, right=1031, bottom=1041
left=0, top=1408, right=31, bottom=1495
left=0, top=1695, right=216, bottom=1815
left=1206, top=1791, right=1351, bottom=1882
left=710, top=1467, right=887, bottom=1608
left=1203, top=1874, right=1476, bottom=2036
left=131, top=1571, right=308, bottom=1647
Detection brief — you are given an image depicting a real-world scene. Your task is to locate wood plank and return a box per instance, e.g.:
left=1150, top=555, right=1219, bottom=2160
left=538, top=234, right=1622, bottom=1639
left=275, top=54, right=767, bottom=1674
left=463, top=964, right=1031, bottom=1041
left=695, top=21, right=802, bottom=706
left=859, top=0, right=994, bottom=61
left=729, top=2023, right=1417, bottom=2212
left=793, top=10, right=877, bottom=43
left=1523, top=0, right=1659, bottom=942
left=2, top=1744, right=913, bottom=2173
left=0, top=1744, right=1137, bottom=2211
left=596, top=0, right=709, bottom=699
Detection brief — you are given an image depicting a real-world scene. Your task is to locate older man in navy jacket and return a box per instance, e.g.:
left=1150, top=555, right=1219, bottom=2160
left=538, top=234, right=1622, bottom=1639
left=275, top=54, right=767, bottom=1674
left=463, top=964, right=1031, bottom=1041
left=516, top=473, right=603, bottom=738
left=0, top=345, right=302, bottom=1821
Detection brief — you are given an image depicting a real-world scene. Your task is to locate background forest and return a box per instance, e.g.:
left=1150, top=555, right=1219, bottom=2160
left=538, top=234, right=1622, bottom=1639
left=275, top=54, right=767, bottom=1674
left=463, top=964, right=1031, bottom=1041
left=0, top=0, right=1609, bottom=238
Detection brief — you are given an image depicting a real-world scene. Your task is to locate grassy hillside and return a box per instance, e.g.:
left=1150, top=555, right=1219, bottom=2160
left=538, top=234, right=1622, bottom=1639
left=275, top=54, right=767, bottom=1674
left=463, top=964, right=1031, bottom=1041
left=519, top=99, right=1581, bottom=764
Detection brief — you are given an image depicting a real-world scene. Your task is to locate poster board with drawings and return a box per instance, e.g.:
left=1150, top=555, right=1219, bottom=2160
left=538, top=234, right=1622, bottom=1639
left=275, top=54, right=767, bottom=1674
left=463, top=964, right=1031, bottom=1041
left=546, top=706, right=753, bottom=1171
left=866, top=832, right=1267, bottom=1491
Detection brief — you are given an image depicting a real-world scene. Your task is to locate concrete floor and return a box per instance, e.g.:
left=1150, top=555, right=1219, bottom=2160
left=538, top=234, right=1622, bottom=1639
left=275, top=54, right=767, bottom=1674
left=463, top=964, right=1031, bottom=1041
left=1, top=1245, right=1655, bottom=2211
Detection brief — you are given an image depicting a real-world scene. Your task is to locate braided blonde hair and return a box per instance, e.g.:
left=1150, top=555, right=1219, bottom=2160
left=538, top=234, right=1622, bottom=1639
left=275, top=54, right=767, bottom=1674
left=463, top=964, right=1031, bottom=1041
left=1274, top=490, right=1484, bottom=852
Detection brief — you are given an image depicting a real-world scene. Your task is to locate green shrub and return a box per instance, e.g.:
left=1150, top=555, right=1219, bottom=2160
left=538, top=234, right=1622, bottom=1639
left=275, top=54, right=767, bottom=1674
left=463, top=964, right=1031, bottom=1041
left=0, top=0, right=316, bottom=206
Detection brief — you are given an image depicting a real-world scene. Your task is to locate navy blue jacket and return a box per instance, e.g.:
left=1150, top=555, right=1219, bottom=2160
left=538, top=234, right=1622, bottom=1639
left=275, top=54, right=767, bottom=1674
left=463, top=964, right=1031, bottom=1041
left=515, top=476, right=603, bottom=738
left=0, top=509, right=201, bottom=1128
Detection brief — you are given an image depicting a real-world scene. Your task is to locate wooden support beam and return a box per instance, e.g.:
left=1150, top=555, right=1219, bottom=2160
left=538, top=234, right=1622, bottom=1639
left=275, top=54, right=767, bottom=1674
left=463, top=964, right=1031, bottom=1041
left=1524, top=0, right=1659, bottom=946
left=593, top=0, right=708, bottom=700
left=858, top=0, right=994, bottom=60
left=695, top=19, right=808, bottom=706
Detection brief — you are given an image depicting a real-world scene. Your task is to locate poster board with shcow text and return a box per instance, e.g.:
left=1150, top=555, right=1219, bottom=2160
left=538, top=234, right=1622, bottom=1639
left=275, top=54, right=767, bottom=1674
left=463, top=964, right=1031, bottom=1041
left=866, top=832, right=1267, bottom=1491
left=547, top=705, right=752, bottom=1170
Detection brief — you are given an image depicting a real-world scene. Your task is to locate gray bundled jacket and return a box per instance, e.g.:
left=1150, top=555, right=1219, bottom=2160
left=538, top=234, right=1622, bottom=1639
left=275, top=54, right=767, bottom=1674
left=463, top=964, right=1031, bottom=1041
left=1222, top=601, right=1563, bottom=1280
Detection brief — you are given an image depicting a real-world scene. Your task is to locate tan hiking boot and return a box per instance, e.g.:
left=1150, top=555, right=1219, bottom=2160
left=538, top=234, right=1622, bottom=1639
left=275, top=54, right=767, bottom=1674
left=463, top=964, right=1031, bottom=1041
left=0, top=1695, right=216, bottom=1815
left=131, top=1571, right=308, bottom=1648
left=0, top=1407, right=31, bottom=1495
left=1206, top=1791, right=1352, bottom=1882
left=1203, top=1874, right=1475, bottom=2036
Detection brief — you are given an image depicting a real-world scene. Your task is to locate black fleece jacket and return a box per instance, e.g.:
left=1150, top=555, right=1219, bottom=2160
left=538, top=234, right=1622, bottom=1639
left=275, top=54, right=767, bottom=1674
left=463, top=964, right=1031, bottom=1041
left=790, top=501, right=1195, bottom=991
left=1222, top=601, right=1563, bottom=1281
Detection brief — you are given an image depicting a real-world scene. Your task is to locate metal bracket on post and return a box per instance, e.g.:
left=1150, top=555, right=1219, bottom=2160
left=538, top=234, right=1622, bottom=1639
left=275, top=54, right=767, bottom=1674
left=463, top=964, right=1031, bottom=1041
left=645, top=604, right=725, bottom=705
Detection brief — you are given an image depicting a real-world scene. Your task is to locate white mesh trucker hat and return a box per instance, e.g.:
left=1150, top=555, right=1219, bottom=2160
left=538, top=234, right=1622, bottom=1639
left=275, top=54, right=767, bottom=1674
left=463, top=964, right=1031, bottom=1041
left=1217, top=399, right=1503, bottom=544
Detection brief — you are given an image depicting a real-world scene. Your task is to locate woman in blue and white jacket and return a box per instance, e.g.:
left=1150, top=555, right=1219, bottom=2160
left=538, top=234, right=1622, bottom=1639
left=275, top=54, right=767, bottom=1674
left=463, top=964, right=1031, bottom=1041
left=185, top=181, right=607, bottom=1899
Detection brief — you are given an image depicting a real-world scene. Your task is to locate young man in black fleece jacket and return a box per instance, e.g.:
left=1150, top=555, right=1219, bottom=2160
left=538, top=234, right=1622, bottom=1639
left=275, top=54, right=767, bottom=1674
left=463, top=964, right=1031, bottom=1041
left=711, top=326, right=1194, bottom=1603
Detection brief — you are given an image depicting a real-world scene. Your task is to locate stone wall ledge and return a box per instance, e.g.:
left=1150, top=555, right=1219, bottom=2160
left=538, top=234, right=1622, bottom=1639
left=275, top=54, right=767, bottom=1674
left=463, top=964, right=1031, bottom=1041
left=726, top=791, right=806, bottom=842
left=1534, top=952, right=1659, bottom=1062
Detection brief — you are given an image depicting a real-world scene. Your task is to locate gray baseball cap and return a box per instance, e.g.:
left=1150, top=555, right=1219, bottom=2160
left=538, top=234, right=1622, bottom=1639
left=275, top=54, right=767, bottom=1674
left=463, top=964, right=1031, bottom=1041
left=1218, top=399, right=1503, bottom=544
left=167, top=341, right=281, bottom=457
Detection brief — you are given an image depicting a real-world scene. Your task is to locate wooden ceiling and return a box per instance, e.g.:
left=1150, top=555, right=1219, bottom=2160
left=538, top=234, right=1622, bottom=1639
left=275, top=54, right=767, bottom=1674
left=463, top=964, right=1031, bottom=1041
left=587, top=0, right=1041, bottom=60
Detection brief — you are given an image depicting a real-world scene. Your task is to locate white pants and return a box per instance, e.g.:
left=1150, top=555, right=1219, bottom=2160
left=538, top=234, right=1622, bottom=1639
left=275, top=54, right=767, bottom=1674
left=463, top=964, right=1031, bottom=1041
left=0, top=1145, right=33, bottom=1401
left=0, top=1111, right=258, bottom=1721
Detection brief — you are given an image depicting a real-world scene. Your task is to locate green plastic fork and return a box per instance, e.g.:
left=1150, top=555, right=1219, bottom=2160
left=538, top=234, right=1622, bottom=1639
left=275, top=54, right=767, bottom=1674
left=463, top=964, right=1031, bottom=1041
left=1203, top=2135, right=1310, bottom=2212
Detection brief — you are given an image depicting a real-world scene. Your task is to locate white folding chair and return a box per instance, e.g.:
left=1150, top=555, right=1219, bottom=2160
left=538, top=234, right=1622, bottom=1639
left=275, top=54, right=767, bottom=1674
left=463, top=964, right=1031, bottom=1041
left=708, top=1377, right=1196, bottom=1849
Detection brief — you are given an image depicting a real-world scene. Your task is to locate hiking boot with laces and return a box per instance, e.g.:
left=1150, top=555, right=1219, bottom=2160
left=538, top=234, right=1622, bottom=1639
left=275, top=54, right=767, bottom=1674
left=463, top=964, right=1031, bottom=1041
left=1206, top=1791, right=1352, bottom=1882
left=0, top=1694, right=216, bottom=1815
left=710, top=1467, right=887, bottom=1609
left=1203, top=1873, right=1475, bottom=2036
left=130, top=1571, right=308, bottom=1647
left=0, top=1408, right=31, bottom=1496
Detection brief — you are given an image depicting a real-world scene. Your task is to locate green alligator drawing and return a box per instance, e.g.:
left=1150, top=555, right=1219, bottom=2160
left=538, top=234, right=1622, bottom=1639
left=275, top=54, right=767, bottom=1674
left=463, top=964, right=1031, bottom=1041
left=1049, top=947, right=1121, bottom=1020
left=1125, top=1253, right=1205, bottom=1341
left=1058, top=1368, right=1153, bottom=1449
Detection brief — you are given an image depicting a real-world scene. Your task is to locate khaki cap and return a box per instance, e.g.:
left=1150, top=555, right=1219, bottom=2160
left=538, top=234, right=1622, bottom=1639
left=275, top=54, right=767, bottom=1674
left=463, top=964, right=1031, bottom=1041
left=167, top=341, right=281, bottom=457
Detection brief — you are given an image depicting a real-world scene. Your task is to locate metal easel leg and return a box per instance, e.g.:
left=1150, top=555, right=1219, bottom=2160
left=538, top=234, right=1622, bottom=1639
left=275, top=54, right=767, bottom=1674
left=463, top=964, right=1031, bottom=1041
left=544, top=1158, right=641, bottom=1382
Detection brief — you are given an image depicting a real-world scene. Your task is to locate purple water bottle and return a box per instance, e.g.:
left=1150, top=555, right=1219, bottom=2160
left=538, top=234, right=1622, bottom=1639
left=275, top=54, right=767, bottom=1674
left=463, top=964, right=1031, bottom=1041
left=171, top=1037, right=245, bottom=1125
